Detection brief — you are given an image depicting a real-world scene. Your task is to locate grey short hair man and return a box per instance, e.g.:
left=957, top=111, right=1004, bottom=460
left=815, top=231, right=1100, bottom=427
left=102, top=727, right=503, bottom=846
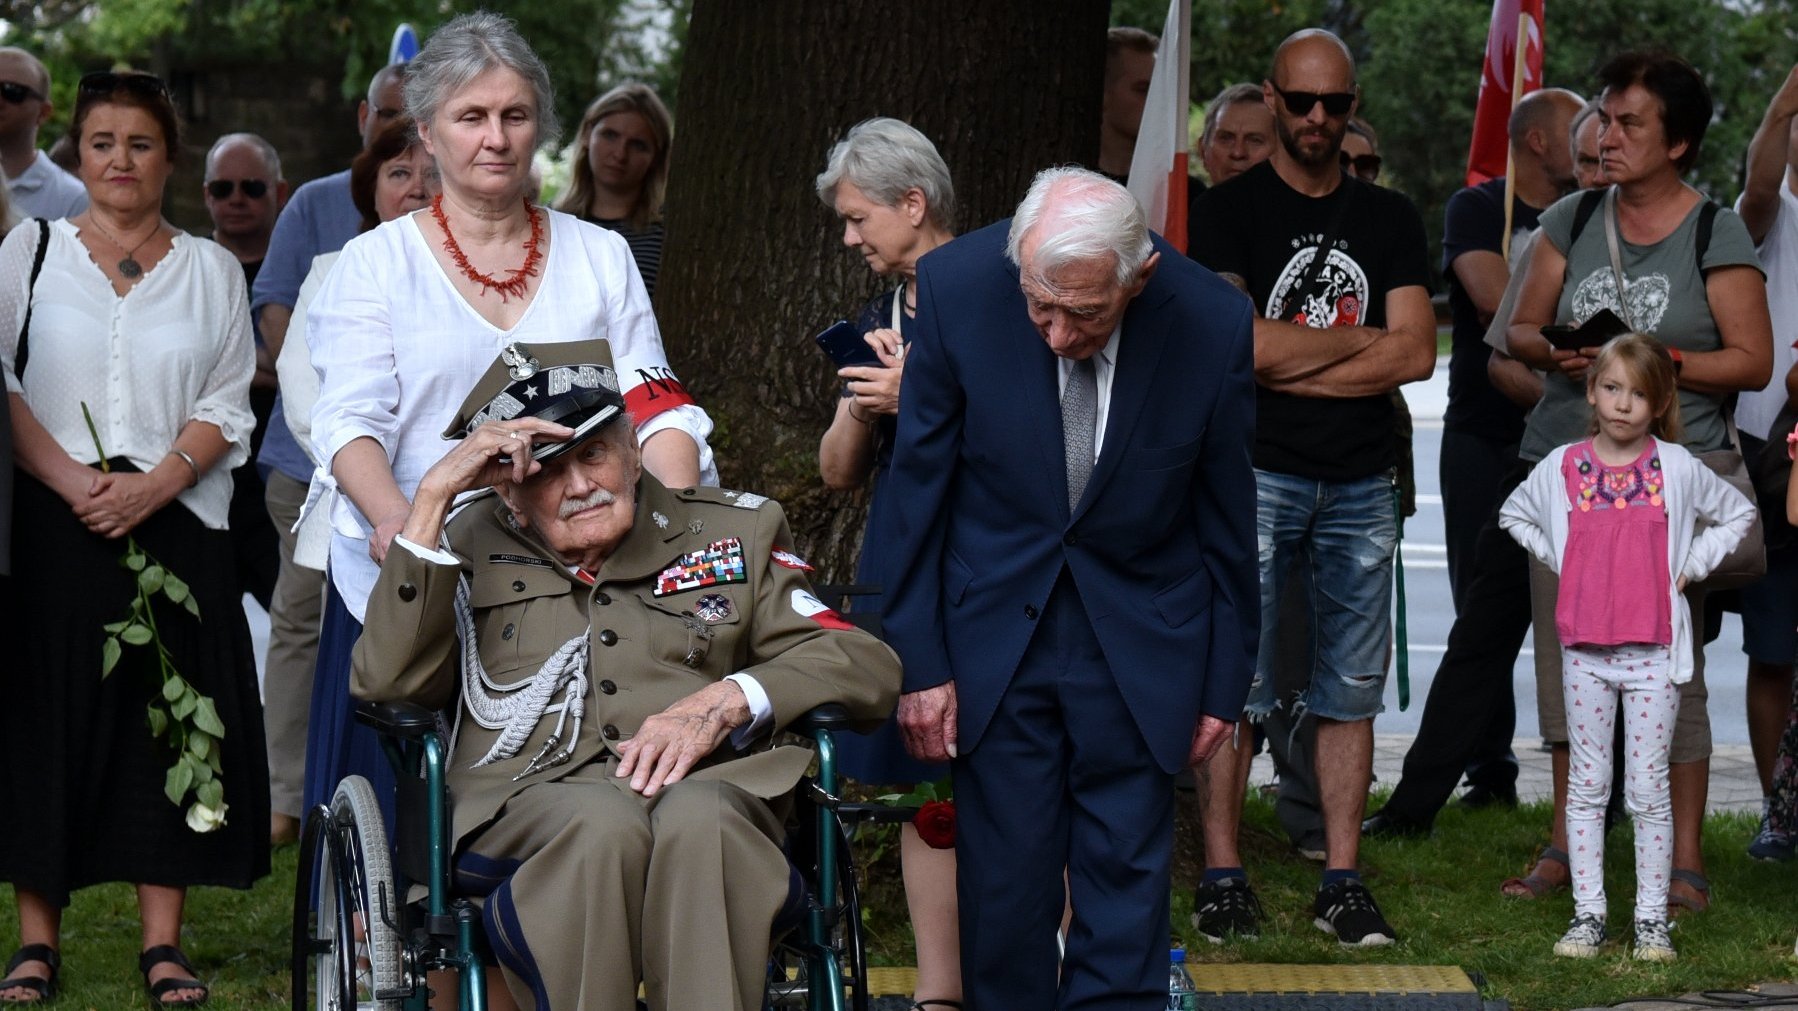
left=1006, top=165, right=1153, bottom=288
left=0, top=46, right=86, bottom=219
left=203, top=133, right=289, bottom=270
left=1200, top=83, right=1276, bottom=185
left=815, top=117, right=957, bottom=229
left=404, top=10, right=561, bottom=148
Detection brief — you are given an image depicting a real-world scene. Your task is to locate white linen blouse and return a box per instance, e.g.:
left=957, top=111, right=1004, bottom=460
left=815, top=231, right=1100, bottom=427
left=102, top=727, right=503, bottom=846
left=307, top=207, right=716, bottom=621
left=0, top=219, right=255, bottom=529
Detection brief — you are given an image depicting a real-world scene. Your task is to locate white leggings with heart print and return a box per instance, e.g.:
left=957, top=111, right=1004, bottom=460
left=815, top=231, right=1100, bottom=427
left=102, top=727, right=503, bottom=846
left=1562, top=642, right=1678, bottom=924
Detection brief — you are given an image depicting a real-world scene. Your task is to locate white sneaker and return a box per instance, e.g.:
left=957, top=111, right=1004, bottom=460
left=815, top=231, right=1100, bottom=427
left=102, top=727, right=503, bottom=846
left=1633, top=919, right=1676, bottom=962
left=1553, top=914, right=1607, bottom=958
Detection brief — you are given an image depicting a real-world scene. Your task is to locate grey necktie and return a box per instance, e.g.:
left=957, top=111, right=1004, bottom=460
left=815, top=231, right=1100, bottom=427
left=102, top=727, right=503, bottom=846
left=1062, top=356, right=1097, bottom=509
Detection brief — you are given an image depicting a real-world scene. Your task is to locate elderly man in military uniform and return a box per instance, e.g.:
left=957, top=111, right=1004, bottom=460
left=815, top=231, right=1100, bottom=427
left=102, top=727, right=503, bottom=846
left=351, top=339, right=901, bottom=1011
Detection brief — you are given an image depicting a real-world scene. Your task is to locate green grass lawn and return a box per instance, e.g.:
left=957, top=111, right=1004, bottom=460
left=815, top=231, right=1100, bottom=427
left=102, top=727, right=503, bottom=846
left=1, top=793, right=1791, bottom=1010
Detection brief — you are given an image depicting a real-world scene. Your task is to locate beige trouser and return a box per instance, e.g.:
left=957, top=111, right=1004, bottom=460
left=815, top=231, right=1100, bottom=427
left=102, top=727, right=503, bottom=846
left=263, top=470, right=326, bottom=817
left=460, top=761, right=790, bottom=1011
left=1529, top=555, right=1712, bottom=762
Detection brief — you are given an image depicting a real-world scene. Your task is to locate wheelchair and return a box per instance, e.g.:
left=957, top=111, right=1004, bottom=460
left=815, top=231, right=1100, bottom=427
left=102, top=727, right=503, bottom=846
left=292, top=698, right=872, bottom=1011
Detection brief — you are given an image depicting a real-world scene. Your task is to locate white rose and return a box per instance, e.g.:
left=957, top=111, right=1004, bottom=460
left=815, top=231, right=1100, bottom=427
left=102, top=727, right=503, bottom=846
left=185, top=801, right=229, bottom=833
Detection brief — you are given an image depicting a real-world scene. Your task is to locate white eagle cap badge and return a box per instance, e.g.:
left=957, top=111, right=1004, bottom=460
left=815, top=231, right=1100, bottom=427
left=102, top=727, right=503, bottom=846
left=502, top=343, right=540, bottom=381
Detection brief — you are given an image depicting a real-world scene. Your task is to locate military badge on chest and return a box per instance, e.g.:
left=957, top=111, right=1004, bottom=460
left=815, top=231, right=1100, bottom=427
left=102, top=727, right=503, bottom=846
left=654, top=537, right=748, bottom=596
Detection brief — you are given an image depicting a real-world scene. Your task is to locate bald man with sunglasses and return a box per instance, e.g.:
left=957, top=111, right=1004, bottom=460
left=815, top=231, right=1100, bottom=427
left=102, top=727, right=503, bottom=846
left=0, top=47, right=86, bottom=220
left=1188, top=28, right=1435, bottom=948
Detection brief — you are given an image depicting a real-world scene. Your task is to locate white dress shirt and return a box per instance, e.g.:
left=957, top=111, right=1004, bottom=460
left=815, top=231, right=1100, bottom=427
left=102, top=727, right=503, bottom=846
left=1054, top=324, right=1122, bottom=463
left=0, top=220, right=255, bottom=528
left=308, top=209, right=717, bottom=621
left=6, top=151, right=88, bottom=221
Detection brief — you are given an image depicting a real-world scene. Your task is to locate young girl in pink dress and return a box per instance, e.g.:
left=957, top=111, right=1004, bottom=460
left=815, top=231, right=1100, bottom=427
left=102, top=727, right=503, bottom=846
left=1500, top=334, right=1755, bottom=963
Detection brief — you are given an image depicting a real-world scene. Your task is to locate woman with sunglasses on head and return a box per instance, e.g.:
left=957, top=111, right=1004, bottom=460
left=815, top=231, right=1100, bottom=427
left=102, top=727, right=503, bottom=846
left=0, top=70, right=268, bottom=1007
left=304, top=12, right=715, bottom=871
left=553, top=82, right=672, bottom=299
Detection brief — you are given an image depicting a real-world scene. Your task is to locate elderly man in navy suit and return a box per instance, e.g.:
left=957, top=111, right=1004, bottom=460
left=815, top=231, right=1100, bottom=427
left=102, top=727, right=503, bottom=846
left=884, top=167, right=1258, bottom=1009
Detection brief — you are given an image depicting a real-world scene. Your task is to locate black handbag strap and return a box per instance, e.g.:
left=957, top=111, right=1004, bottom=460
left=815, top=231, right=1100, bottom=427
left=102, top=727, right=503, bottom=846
left=14, top=216, right=49, bottom=381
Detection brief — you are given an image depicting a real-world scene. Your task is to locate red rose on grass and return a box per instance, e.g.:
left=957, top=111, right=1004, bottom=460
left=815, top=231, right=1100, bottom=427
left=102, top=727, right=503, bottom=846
left=913, top=799, right=956, bottom=849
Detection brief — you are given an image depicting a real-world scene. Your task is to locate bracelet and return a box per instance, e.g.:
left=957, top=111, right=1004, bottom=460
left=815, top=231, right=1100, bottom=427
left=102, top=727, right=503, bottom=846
left=847, top=403, right=873, bottom=424
left=167, top=449, right=200, bottom=488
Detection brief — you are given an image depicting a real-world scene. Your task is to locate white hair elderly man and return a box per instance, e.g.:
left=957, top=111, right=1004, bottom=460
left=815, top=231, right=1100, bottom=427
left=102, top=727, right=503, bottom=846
left=884, top=167, right=1257, bottom=1008
left=353, top=338, right=899, bottom=1011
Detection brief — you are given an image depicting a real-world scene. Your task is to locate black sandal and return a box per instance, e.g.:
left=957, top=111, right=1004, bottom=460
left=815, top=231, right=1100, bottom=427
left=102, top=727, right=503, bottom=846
left=0, top=944, right=60, bottom=1005
left=138, top=946, right=207, bottom=1008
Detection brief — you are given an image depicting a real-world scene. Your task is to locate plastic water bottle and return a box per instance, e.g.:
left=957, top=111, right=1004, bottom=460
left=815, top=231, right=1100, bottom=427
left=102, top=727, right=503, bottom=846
left=1167, top=946, right=1198, bottom=1010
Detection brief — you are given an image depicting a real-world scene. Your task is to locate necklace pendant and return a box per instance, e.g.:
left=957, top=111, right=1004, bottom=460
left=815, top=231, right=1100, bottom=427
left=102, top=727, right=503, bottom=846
left=118, top=257, right=143, bottom=280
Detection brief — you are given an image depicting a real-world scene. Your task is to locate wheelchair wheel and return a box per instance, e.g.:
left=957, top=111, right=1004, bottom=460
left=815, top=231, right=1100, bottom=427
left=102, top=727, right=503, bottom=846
left=293, top=776, right=404, bottom=1011
left=765, top=815, right=869, bottom=1011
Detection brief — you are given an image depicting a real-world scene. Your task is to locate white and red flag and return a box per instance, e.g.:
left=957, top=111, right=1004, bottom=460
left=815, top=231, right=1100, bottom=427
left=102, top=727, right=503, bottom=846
left=1465, top=0, right=1545, bottom=186
left=1125, top=0, right=1191, bottom=252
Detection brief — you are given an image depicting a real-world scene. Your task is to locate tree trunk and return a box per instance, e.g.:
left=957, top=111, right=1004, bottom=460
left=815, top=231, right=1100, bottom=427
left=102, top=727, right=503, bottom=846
left=658, top=0, right=1110, bottom=581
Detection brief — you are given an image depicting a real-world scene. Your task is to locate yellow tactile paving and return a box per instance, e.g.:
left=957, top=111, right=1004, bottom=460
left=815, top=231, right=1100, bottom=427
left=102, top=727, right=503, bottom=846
left=1189, top=964, right=1477, bottom=994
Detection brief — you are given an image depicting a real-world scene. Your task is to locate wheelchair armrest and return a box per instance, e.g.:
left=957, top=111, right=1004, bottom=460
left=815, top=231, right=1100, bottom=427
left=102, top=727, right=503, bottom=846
left=355, top=700, right=441, bottom=741
left=789, top=702, right=852, bottom=735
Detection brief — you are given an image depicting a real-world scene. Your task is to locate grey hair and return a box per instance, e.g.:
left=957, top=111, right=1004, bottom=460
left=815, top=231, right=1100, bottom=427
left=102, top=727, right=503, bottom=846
left=1201, top=83, right=1266, bottom=146
left=1005, top=167, right=1152, bottom=289
left=205, top=132, right=283, bottom=182
left=815, top=118, right=957, bottom=228
left=1569, top=98, right=1601, bottom=157
left=404, top=11, right=561, bottom=149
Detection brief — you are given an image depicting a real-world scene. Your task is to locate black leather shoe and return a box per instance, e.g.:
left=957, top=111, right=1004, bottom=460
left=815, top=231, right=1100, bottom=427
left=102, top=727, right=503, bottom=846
left=1361, top=809, right=1429, bottom=838
left=1457, top=783, right=1519, bottom=809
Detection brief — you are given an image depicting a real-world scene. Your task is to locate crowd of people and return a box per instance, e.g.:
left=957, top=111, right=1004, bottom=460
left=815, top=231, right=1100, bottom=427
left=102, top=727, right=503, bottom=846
left=1, top=10, right=1797, bottom=1010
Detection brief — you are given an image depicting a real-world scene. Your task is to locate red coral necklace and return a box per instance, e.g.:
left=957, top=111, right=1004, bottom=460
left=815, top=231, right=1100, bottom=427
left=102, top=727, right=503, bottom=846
left=432, top=195, right=544, bottom=301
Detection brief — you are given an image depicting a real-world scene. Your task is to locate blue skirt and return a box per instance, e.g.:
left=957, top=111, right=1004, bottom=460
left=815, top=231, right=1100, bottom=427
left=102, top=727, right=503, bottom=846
left=301, top=577, right=397, bottom=832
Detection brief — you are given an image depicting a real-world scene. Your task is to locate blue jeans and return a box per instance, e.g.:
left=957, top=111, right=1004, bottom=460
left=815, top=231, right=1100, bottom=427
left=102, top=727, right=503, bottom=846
left=1245, top=468, right=1397, bottom=723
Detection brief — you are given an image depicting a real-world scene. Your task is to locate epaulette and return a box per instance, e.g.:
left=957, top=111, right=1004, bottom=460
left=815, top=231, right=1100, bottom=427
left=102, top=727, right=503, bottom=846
left=674, top=486, right=774, bottom=511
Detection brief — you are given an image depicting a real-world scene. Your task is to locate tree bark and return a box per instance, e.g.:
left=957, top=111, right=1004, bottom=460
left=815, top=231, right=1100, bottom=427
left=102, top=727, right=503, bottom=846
left=658, top=0, right=1110, bottom=581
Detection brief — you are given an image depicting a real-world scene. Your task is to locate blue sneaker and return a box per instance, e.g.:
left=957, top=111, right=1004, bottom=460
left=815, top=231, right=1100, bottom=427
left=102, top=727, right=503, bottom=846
left=1748, top=812, right=1794, bottom=862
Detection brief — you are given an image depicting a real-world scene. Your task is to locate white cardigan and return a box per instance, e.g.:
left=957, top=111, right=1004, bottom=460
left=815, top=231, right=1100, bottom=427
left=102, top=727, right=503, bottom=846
left=1499, top=438, right=1756, bottom=683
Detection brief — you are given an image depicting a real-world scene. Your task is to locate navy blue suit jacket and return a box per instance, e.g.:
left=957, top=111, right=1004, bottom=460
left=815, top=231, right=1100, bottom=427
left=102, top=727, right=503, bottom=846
left=883, top=220, right=1260, bottom=774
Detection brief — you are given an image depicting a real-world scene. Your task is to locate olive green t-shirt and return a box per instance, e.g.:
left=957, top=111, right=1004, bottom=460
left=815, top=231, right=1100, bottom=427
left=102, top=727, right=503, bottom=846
left=1518, top=191, right=1762, bottom=463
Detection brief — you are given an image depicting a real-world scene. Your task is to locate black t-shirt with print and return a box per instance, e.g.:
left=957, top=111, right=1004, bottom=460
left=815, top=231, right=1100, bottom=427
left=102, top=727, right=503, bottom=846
left=1191, top=160, right=1432, bottom=481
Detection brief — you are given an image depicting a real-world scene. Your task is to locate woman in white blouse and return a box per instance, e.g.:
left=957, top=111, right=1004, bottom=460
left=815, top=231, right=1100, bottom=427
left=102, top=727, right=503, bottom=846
left=302, top=12, right=716, bottom=824
left=0, top=72, right=264, bottom=1006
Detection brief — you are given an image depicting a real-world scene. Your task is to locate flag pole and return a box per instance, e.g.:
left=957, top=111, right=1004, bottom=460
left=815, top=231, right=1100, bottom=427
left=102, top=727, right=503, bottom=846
left=1501, top=10, right=1530, bottom=262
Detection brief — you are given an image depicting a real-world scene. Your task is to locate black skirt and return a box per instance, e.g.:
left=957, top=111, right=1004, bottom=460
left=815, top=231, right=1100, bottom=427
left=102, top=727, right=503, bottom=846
left=0, top=470, right=270, bottom=906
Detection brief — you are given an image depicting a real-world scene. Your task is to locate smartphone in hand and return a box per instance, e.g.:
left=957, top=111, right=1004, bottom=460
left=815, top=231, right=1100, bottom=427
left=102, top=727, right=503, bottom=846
left=815, top=320, right=881, bottom=369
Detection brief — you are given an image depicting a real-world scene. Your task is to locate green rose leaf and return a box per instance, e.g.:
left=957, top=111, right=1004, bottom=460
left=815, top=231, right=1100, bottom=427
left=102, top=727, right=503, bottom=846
left=192, top=697, right=226, bottom=738
left=189, top=755, right=213, bottom=784
left=162, top=575, right=189, bottom=604
left=161, top=675, right=187, bottom=702
left=172, top=693, right=197, bottom=720
left=165, top=761, right=193, bottom=806
left=186, top=730, right=211, bottom=761
left=138, top=566, right=165, bottom=594
left=101, top=637, right=122, bottom=677
left=147, top=707, right=168, bottom=738
left=125, top=551, right=147, bottom=572
left=196, top=779, right=224, bottom=810
left=182, top=594, right=201, bottom=618
left=103, top=619, right=130, bottom=635
left=121, top=623, right=153, bottom=646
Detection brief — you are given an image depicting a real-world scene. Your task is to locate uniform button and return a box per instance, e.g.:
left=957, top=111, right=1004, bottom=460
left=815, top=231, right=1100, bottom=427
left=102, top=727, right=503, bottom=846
left=596, top=592, right=611, bottom=605
left=602, top=724, right=620, bottom=740
left=397, top=582, right=417, bottom=602
left=501, top=623, right=515, bottom=640
left=511, top=580, right=526, bottom=592
left=681, top=487, right=696, bottom=496
left=598, top=629, right=618, bottom=646
left=599, top=679, right=617, bottom=695
left=1023, top=604, right=1038, bottom=620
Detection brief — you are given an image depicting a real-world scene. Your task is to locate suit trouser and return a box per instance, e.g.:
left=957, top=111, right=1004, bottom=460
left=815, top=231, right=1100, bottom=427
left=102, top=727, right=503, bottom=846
left=261, top=470, right=324, bottom=818
left=1382, top=461, right=1532, bottom=824
left=954, top=577, right=1172, bottom=1011
left=457, top=761, right=789, bottom=1011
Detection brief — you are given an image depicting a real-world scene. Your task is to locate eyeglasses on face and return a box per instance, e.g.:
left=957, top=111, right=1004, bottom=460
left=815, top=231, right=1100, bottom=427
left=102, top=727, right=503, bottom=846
left=0, top=81, right=43, bottom=105
left=206, top=179, right=270, bottom=200
left=1269, top=82, right=1356, bottom=118
left=1340, top=152, right=1383, bottom=179
left=77, top=71, right=169, bottom=99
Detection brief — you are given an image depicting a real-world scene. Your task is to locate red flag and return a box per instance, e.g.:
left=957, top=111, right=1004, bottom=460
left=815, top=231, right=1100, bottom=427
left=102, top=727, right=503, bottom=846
left=1465, top=0, right=1544, bottom=187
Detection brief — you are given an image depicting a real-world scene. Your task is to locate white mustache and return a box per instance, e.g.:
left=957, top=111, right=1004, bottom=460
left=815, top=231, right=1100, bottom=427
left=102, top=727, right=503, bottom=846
left=559, top=487, right=616, bottom=518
